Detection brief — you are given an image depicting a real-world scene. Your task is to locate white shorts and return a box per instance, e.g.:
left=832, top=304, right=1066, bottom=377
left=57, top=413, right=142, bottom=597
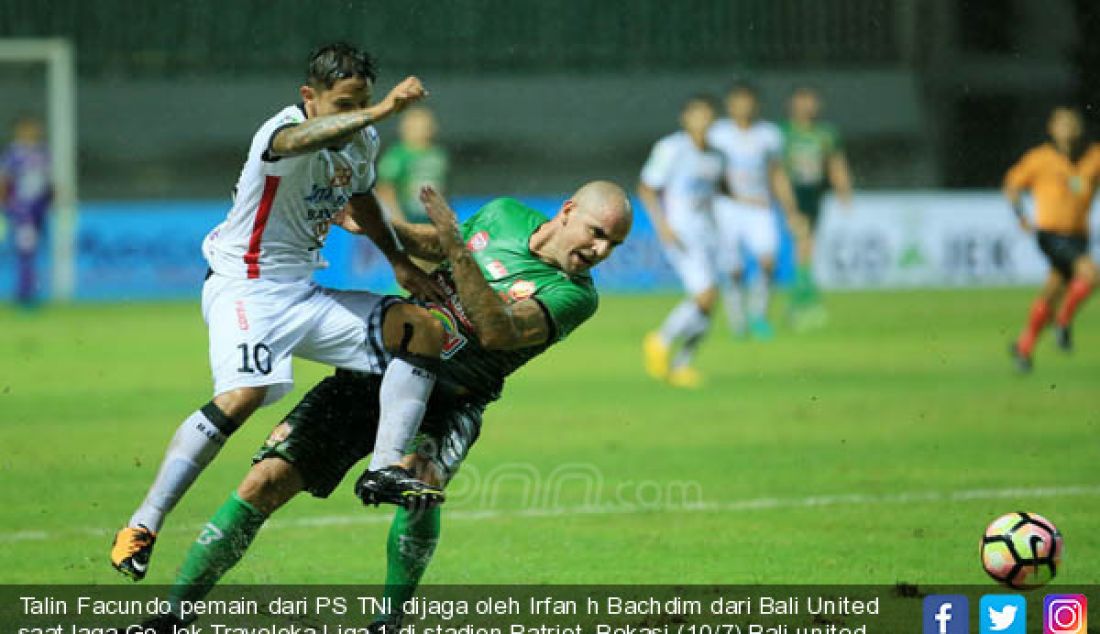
left=714, top=196, right=779, bottom=271
left=662, top=201, right=722, bottom=296
left=201, top=273, right=397, bottom=407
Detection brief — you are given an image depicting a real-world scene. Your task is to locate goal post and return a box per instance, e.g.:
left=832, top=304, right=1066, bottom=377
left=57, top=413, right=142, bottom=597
left=0, top=38, right=77, bottom=302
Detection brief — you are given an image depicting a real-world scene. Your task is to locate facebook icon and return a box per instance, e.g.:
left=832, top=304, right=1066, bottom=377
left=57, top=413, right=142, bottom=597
left=924, top=595, right=970, bottom=634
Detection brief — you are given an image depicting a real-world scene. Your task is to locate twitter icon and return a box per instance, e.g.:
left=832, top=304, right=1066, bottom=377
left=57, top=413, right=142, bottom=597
left=981, top=595, right=1027, bottom=634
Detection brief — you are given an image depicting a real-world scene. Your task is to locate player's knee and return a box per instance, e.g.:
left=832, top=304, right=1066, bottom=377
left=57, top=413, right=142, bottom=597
left=237, top=458, right=303, bottom=515
left=695, top=288, right=718, bottom=314
left=213, top=386, right=267, bottom=422
left=1075, top=260, right=1098, bottom=285
left=383, top=304, right=445, bottom=358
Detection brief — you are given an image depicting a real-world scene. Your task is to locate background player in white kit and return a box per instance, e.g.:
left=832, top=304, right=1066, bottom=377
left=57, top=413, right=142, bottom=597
left=708, top=81, right=805, bottom=340
left=640, top=95, right=727, bottom=388
left=111, top=43, right=449, bottom=580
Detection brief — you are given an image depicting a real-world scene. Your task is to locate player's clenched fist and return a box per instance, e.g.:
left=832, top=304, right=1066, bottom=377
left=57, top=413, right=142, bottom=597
left=379, top=76, right=428, bottom=117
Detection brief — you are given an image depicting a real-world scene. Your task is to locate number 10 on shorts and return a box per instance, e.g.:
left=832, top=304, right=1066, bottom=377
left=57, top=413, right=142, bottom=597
left=237, top=343, right=272, bottom=374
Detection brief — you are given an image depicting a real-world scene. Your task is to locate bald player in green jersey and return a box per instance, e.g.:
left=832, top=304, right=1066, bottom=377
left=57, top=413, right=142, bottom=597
left=138, top=182, right=632, bottom=633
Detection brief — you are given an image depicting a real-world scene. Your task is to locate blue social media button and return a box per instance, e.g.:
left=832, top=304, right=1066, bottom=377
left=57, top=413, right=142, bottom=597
left=925, top=595, right=970, bottom=634
left=981, top=595, right=1026, bottom=634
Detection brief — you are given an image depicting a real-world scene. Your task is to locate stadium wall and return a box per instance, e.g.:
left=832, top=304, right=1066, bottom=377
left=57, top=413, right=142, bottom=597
left=1, top=192, right=1097, bottom=302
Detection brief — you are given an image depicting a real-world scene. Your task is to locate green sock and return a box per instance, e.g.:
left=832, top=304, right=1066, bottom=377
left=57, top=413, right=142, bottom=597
left=381, top=506, right=440, bottom=622
left=792, top=264, right=819, bottom=305
left=169, top=492, right=267, bottom=614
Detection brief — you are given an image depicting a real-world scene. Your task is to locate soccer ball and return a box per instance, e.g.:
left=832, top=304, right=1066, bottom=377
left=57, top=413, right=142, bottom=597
left=980, top=511, right=1063, bottom=589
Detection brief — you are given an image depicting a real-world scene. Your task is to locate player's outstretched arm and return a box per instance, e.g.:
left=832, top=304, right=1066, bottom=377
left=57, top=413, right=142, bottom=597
left=419, top=185, right=552, bottom=349
left=347, top=192, right=446, bottom=303
left=270, top=77, right=428, bottom=158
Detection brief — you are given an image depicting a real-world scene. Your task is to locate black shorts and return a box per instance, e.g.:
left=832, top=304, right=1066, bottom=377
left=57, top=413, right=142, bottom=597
left=793, top=185, right=825, bottom=229
left=1036, top=231, right=1089, bottom=279
left=252, top=370, right=485, bottom=498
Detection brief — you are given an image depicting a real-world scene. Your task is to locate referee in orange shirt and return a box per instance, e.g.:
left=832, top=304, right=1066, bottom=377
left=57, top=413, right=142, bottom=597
left=1005, top=107, right=1100, bottom=371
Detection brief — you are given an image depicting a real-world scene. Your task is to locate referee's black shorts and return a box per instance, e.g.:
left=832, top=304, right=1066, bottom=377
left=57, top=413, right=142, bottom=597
left=1036, top=231, right=1089, bottom=279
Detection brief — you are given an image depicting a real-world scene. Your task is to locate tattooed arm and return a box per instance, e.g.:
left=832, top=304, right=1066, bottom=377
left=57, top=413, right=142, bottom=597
left=393, top=220, right=446, bottom=263
left=270, top=76, right=427, bottom=158
left=338, top=204, right=446, bottom=263
left=345, top=192, right=446, bottom=303
left=419, top=185, right=552, bottom=350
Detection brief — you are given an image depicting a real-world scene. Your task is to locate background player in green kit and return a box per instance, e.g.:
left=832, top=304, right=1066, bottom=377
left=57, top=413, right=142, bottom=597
left=376, top=106, right=450, bottom=225
left=140, top=182, right=633, bottom=633
left=781, top=86, right=853, bottom=329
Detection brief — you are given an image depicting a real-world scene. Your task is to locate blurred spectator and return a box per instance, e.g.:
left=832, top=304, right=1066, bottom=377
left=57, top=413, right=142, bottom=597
left=376, top=106, right=449, bottom=224
left=1, top=115, right=52, bottom=307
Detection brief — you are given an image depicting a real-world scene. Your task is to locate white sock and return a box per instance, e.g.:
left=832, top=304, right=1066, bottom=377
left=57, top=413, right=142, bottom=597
left=659, top=300, right=706, bottom=345
left=672, top=317, right=710, bottom=368
left=368, top=358, right=437, bottom=470
left=748, top=274, right=770, bottom=320
left=723, top=280, right=746, bottom=332
left=129, top=408, right=231, bottom=532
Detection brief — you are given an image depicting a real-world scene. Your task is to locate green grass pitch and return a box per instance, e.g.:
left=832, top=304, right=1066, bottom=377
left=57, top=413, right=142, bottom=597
left=0, top=289, right=1097, bottom=586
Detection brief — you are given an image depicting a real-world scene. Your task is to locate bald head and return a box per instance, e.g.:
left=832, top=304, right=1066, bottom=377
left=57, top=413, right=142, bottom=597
left=570, top=180, right=634, bottom=234
left=533, top=180, right=632, bottom=276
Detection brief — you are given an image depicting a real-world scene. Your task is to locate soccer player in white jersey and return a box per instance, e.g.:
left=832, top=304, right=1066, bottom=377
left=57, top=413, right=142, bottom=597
left=640, top=95, right=727, bottom=388
left=111, top=43, right=450, bottom=581
left=707, top=81, right=805, bottom=340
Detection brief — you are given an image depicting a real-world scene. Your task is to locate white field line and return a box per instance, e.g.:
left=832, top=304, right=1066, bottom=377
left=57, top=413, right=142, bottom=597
left=4, top=483, right=1098, bottom=544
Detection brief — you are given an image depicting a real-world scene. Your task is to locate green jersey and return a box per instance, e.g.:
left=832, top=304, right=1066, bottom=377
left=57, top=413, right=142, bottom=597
left=423, top=198, right=599, bottom=403
left=781, top=120, right=842, bottom=189
left=377, top=142, right=449, bottom=222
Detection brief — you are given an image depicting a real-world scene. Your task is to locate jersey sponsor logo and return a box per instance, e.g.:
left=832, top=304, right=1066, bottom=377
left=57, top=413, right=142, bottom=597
left=426, top=305, right=468, bottom=359
left=508, top=279, right=536, bottom=301
left=467, top=230, right=490, bottom=252
left=303, top=184, right=351, bottom=208
left=430, top=270, right=476, bottom=332
left=487, top=259, right=509, bottom=279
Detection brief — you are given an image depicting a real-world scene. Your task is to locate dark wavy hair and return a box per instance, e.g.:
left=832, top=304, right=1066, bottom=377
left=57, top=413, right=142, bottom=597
left=306, top=42, right=377, bottom=90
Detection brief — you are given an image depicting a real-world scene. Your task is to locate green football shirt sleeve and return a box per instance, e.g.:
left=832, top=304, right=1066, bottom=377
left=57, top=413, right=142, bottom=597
left=376, top=146, right=405, bottom=185
left=535, top=282, right=598, bottom=342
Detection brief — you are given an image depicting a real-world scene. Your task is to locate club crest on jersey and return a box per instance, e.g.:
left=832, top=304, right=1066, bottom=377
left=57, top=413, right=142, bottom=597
left=467, top=231, right=490, bottom=252
left=487, top=260, right=509, bottom=279
left=509, top=280, right=536, bottom=301
left=427, top=306, right=468, bottom=359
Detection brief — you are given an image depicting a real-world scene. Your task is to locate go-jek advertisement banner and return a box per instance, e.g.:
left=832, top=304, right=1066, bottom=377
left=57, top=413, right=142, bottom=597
left=813, top=192, right=1100, bottom=289
left=0, top=191, right=1095, bottom=302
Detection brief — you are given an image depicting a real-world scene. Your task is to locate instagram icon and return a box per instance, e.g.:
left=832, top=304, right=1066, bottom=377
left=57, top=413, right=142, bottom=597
left=1044, top=595, right=1087, bottom=634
